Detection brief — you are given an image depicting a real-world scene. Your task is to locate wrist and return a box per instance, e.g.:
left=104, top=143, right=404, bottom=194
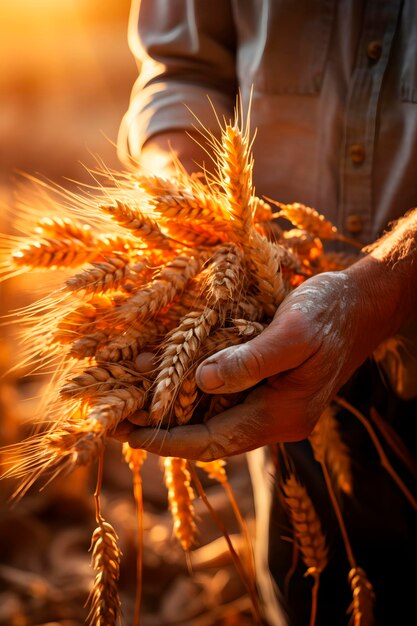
left=345, top=253, right=409, bottom=344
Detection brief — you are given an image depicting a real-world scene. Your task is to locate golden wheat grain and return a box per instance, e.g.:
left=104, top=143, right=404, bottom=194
left=86, top=517, right=122, bottom=626
left=251, top=197, right=273, bottom=223
left=274, top=202, right=338, bottom=240
left=281, top=474, right=328, bottom=576
left=100, top=200, right=173, bottom=250
left=115, top=253, right=205, bottom=324
left=244, top=232, right=287, bottom=316
left=348, top=567, right=375, bottom=626
left=87, top=385, right=147, bottom=433
left=196, top=459, right=227, bottom=484
left=96, top=232, right=137, bottom=254
left=60, top=362, right=144, bottom=399
left=70, top=331, right=110, bottom=359
left=164, top=457, right=197, bottom=552
left=152, top=189, right=229, bottom=231
left=174, top=371, right=199, bottom=425
left=95, top=318, right=169, bottom=363
left=1, top=419, right=107, bottom=499
left=163, top=220, right=226, bottom=247
left=65, top=255, right=131, bottom=294
left=149, top=308, right=218, bottom=425
left=122, top=442, right=147, bottom=472
left=203, top=243, right=246, bottom=310
left=135, top=172, right=179, bottom=196
left=310, top=407, right=353, bottom=495
left=218, top=123, right=254, bottom=239
left=36, top=215, right=96, bottom=244
left=199, top=321, right=264, bottom=359
left=12, top=237, right=99, bottom=270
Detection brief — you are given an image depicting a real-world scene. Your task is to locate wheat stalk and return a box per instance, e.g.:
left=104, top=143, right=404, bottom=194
left=122, top=443, right=147, bottom=626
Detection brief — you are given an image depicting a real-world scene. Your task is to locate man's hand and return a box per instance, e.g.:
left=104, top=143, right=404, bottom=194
left=128, top=259, right=398, bottom=460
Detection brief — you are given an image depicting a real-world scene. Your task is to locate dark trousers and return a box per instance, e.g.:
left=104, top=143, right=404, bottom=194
left=265, top=360, right=417, bottom=626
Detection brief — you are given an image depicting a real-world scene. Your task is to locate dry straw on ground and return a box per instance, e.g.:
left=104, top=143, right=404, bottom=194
left=0, top=107, right=413, bottom=625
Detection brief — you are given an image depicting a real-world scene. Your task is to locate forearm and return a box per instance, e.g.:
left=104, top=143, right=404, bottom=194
left=347, top=208, right=417, bottom=342
left=118, top=0, right=237, bottom=166
left=140, top=130, right=212, bottom=176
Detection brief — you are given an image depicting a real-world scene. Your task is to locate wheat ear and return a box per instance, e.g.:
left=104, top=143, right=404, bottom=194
left=244, top=232, right=287, bottom=316
left=36, top=215, right=96, bottom=244
left=86, top=385, right=147, bottom=433
left=310, top=424, right=376, bottom=623
left=163, top=457, right=197, bottom=552
left=163, top=220, right=226, bottom=247
left=272, top=201, right=339, bottom=240
left=100, top=200, right=173, bottom=249
left=218, top=122, right=254, bottom=240
left=150, top=309, right=218, bottom=425
left=152, top=190, right=229, bottom=231
left=174, top=371, right=199, bottom=425
left=281, top=474, right=328, bottom=626
left=95, top=318, right=168, bottom=363
left=65, top=255, right=132, bottom=294
left=309, top=407, right=353, bottom=495
left=87, top=453, right=122, bottom=626
left=60, top=362, right=145, bottom=399
left=203, top=243, right=246, bottom=311
left=348, top=567, right=375, bottom=626
left=12, top=237, right=99, bottom=270
left=281, top=474, right=328, bottom=575
left=115, top=253, right=205, bottom=324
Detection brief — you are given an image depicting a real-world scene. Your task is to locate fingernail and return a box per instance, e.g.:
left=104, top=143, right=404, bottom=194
left=197, top=363, right=225, bottom=391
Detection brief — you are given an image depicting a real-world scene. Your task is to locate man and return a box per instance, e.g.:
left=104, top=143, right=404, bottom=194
left=118, top=2, right=417, bottom=624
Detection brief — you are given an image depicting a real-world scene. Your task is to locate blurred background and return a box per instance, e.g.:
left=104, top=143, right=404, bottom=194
left=0, top=3, right=255, bottom=625
left=0, top=0, right=136, bottom=188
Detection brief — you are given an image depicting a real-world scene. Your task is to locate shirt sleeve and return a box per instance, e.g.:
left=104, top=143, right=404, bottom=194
left=118, top=0, right=238, bottom=163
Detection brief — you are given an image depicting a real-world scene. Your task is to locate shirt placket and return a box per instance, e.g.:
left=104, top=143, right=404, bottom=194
left=339, top=0, right=403, bottom=244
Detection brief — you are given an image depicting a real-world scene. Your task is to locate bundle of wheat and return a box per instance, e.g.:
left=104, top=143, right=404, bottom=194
left=2, top=110, right=397, bottom=626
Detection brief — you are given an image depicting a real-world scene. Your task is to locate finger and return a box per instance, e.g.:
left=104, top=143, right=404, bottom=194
left=127, top=409, right=150, bottom=426
left=196, top=308, right=317, bottom=394
left=128, top=396, right=276, bottom=460
left=112, top=419, right=137, bottom=442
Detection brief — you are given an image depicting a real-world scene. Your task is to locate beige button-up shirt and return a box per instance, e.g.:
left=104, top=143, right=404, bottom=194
left=119, top=0, right=417, bottom=400
left=119, top=0, right=417, bottom=247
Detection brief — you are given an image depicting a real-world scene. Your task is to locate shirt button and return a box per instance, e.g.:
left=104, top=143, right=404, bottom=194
left=345, top=214, right=364, bottom=234
left=367, top=40, right=382, bottom=61
left=350, top=143, right=366, bottom=165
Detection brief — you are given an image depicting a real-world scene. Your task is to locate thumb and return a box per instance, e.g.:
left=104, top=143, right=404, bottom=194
left=196, top=309, right=314, bottom=394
